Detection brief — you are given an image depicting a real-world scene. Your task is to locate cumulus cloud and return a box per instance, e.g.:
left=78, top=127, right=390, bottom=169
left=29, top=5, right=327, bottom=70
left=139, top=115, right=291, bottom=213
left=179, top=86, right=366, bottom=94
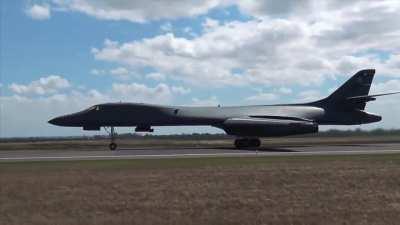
left=160, top=22, right=173, bottom=32
left=9, top=75, right=70, bottom=95
left=277, top=87, right=292, bottom=95
left=297, top=90, right=323, bottom=102
left=202, top=17, right=220, bottom=31
left=111, top=83, right=190, bottom=102
left=171, top=86, right=191, bottom=95
left=371, top=79, right=400, bottom=94
left=183, top=27, right=197, bottom=37
left=33, top=1, right=400, bottom=86
left=90, top=69, right=106, bottom=75
left=111, top=82, right=174, bottom=102
left=146, top=72, right=166, bottom=81
left=246, top=92, right=278, bottom=103
left=191, top=96, right=219, bottom=106
left=92, top=19, right=316, bottom=87
left=110, top=67, right=129, bottom=76
left=91, top=0, right=400, bottom=88
left=236, top=0, right=313, bottom=18
left=53, top=0, right=224, bottom=22
left=25, top=4, right=51, bottom=20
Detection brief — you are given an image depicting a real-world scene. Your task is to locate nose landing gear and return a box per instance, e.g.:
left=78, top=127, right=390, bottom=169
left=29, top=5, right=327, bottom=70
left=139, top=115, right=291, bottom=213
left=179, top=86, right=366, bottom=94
left=109, top=142, right=117, bottom=151
left=105, top=126, right=117, bottom=151
left=234, top=138, right=261, bottom=149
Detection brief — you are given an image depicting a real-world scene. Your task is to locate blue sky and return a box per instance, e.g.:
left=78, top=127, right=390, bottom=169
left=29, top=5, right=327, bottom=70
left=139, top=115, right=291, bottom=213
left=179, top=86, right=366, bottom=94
left=1, top=0, right=400, bottom=137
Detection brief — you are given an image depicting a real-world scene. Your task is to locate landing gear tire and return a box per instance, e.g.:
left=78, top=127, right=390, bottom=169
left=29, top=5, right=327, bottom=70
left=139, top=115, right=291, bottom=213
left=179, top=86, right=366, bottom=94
left=109, top=142, right=117, bottom=151
left=234, top=138, right=261, bottom=149
left=249, top=138, right=261, bottom=148
left=105, top=126, right=118, bottom=151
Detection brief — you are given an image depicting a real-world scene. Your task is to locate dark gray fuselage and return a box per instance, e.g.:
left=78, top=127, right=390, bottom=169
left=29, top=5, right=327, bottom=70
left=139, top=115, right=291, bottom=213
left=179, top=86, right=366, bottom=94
left=48, top=69, right=389, bottom=138
left=49, top=102, right=381, bottom=136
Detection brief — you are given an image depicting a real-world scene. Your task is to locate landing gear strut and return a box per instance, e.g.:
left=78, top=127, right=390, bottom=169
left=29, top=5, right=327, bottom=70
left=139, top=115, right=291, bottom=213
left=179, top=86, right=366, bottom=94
left=234, top=138, right=261, bottom=149
left=105, top=126, right=117, bottom=151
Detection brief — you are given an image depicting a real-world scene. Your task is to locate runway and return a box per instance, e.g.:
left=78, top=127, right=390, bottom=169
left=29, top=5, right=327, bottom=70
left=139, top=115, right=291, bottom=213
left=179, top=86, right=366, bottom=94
left=1, top=143, right=400, bottom=162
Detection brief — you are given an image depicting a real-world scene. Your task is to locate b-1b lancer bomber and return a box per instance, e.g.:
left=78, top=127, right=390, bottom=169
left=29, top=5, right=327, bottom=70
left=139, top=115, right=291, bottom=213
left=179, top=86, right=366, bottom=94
left=49, top=69, right=399, bottom=150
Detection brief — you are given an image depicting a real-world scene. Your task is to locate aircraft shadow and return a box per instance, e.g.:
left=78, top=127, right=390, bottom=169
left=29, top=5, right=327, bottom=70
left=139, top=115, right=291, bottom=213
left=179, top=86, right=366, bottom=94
left=231, top=147, right=299, bottom=152
left=118, top=146, right=300, bottom=152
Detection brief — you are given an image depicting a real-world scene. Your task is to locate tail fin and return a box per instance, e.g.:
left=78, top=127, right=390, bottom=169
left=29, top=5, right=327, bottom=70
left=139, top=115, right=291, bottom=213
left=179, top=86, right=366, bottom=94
left=311, top=69, right=375, bottom=110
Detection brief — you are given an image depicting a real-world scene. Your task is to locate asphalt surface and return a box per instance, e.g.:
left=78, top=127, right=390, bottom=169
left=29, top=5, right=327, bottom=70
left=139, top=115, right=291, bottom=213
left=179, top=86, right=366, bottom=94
left=1, top=143, right=400, bottom=162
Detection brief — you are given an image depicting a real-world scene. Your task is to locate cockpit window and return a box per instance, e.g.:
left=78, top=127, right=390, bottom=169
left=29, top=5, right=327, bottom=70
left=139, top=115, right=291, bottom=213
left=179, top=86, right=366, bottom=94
left=86, top=105, right=100, bottom=112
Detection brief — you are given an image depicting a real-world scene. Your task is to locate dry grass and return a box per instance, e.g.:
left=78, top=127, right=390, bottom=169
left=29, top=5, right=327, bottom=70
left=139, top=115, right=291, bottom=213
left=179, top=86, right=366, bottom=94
left=1, top=155, right=400, bottom=225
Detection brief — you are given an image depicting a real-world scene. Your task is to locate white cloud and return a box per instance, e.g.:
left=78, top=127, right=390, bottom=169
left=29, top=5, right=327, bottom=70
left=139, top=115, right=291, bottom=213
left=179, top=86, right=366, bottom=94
left=25, top=4, right=51, bottom=20
left=160, top=22, right=173, bottom=32
left=53, top=0, right=225, bottom=22
left=110, top=67, right=130, bottom=77
left=146, top=72, right=166, bottom=81
left=297, top=90, right=322, bottom=102
left=28, top=1, right=398, bottom=87
left=183, top=27, right=197, bottom=37
left=9, top=75, right=70, bottom=95
left=90, top=0, right=400, bottom=88
left=246, top=92, right=278, bottom=103
left=90, top=69, right=106, bottom=75
left=202, top=17, right=220, bottom=31
left=371, top=79, right=400, bottom=94
left=172, top=86, right=191, bottom=95
left=92, top=19, right=315, bottom=87
left=111, top=83, right=189, bottom=101
left=277, top=87, right=292, bottom=95
left=191, top=96, right=219, bottom=106
left=111, top=82, right=173, bottom=103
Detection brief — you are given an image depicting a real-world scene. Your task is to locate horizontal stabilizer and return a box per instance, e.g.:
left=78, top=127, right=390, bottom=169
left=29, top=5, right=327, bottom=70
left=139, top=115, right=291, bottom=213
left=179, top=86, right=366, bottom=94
left=346, top=91, right=400, bottom=103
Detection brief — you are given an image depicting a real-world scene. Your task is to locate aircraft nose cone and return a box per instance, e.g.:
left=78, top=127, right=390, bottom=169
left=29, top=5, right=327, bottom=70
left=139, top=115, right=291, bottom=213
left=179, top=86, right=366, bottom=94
left=48, top=117, right=59, bottom=125
left=48, top=116, right=65, bottom=126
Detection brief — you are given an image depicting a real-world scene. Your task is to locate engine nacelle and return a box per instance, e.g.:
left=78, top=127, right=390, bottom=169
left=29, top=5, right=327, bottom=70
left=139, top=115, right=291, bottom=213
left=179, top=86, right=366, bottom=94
left=220, top=118, right=318, bottom=137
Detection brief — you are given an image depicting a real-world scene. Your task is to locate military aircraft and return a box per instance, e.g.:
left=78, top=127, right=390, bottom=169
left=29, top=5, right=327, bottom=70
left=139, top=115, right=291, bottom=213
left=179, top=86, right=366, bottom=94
left=49, top=69, right=399, bottom=150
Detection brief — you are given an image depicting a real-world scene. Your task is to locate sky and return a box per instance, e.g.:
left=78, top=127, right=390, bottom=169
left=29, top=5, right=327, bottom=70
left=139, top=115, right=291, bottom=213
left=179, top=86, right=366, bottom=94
left=1, top=0, right=400, bottom=137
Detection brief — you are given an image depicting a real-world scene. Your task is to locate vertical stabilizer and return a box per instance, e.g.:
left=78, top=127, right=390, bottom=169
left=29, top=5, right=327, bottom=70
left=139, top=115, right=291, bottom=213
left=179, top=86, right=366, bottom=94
left=310, top=69, right=375, bottom=110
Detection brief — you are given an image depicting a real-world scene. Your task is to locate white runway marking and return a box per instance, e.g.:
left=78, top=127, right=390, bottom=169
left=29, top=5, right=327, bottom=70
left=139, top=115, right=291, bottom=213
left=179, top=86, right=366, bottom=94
left=1, top=149, right=400, bottom=162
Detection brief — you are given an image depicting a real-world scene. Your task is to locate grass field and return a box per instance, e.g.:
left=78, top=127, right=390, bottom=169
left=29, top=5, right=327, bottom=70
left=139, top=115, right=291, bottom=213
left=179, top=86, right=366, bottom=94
left=2, top=154, right=400, bottom=225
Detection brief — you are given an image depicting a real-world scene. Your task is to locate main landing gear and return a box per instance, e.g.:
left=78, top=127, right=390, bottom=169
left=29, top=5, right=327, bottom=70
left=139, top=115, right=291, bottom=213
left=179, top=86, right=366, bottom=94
left=105, top=126, right=117, bottom=151
left=234, top=138, right=261, bottom=149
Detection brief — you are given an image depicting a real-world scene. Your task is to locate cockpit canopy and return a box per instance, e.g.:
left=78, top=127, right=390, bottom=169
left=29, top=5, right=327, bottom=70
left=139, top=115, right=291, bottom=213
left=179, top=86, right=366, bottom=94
left=85, top=105, right=101, bottom=112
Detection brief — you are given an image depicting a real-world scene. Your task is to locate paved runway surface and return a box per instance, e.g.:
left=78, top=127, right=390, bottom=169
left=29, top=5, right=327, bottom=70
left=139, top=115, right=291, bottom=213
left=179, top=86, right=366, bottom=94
left=1, top=143, right=400, bottom=162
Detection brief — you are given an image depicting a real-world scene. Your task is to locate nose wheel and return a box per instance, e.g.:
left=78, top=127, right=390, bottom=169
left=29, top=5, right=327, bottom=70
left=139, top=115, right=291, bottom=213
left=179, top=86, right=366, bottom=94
left=109, top=142, right=117, bottom=151
left=105, top=126, right=118, bottom=151
left=234, top=138, right=261, bottom=149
